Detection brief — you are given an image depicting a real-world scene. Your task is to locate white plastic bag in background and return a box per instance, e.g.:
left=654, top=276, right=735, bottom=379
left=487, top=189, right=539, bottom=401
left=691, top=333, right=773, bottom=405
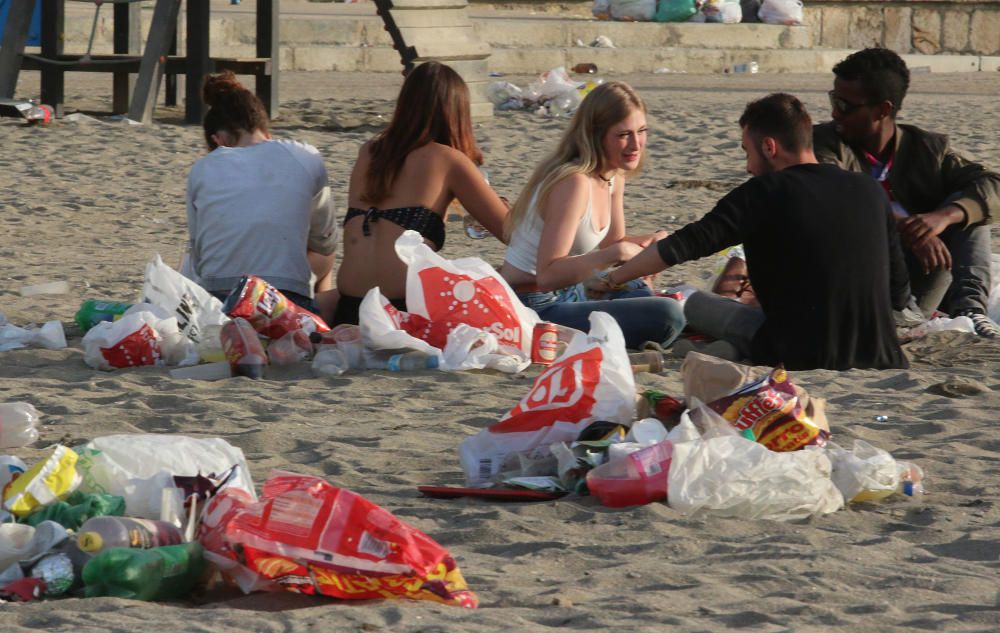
left=667, top=412, right=843, bottom=521
left=143, top=254, right=228, bottom=345
left=757, top=0, right=803, bottom=24
left=0, top=320, right=67, bottom=352
left=76, top=434, right=256, bottom=519
left=908, top=316, right=976, bottom=339
left=459, top=312, right=636, bottom=485
left=610, top=0, right=657, bottom=20
left=395, top=231, right=540, bottom=356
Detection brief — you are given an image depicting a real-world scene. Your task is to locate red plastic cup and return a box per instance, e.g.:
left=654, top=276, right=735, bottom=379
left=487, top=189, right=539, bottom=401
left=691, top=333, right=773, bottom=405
left=587, top=441, right=673, bottom=508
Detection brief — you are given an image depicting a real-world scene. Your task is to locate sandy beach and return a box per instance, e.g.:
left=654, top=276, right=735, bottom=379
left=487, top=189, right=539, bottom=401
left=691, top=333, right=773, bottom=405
left=1, top=69, right=999, bottom=631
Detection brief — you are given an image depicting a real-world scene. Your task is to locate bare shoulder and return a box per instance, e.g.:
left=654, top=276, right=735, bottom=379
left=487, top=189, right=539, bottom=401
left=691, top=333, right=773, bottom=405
left=550, top=172, right=590, bottom=197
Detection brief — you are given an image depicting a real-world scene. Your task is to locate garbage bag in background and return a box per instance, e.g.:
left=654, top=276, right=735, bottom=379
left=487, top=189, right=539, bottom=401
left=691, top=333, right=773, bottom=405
left=610, top=0, right=656, bottom=20
left=757, top=0, right=803, bottom=24
left=199, top=472, right=478, bottom=607
left=459, top=312, right=636, bottom=486
left=667, top=413, right=843, bottom=521
left=655, top=0, right=697, bottom=22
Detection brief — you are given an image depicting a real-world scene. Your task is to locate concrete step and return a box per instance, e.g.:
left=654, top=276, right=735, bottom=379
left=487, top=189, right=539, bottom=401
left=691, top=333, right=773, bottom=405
left=53, top=3, right=995, bottom=74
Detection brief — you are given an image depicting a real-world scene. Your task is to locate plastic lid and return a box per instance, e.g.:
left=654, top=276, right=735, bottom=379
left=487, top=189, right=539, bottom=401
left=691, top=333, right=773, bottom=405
left=77, top=531, right=103, bottom=553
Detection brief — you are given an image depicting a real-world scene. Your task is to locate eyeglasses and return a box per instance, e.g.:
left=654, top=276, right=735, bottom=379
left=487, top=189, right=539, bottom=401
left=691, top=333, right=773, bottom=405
left=828, top=90, right=869, bottom=115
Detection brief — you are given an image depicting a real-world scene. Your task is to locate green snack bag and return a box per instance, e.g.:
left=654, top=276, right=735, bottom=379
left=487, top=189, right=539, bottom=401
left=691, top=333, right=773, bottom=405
left=23, top=491, right=126, bottom=530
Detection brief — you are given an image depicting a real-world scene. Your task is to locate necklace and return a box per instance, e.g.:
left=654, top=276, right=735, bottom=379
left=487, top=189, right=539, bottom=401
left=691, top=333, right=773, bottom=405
left=597, top=173, right=614, bottom=185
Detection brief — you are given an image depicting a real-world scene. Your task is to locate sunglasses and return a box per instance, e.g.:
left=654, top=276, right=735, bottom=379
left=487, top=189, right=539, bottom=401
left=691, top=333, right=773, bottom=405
left=828, top=90, right=869, bottom=115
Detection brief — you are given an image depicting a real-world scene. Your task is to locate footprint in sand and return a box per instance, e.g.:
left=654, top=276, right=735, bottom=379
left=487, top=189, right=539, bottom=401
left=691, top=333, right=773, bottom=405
left=926, top=377, right=990, bottom=398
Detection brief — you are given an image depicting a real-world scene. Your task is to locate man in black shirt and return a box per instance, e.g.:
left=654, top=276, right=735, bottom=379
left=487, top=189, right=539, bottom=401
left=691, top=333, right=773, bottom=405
left=602, top=93, right=910, bottom=370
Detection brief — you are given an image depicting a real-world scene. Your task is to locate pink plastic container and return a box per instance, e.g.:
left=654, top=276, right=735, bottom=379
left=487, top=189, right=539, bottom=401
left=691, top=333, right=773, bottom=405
left=587, top=441, right=673, bottom=508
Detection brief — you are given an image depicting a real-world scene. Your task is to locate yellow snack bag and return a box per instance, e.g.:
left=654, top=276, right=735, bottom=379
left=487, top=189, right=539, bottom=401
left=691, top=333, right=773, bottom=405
left=3, top=446, right=83, bottom=517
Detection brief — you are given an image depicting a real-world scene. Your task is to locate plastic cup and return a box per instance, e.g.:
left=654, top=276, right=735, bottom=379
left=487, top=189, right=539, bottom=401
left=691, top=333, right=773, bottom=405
left=586, top=441, right=673, bottom=508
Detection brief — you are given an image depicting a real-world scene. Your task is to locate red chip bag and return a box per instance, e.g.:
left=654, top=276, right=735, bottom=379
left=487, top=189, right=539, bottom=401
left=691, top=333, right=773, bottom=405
left=198, top=472, right=478, bottom=607
left=706, top=367, right=830, bottom=452
left=223, top=275, right=329, bottom=340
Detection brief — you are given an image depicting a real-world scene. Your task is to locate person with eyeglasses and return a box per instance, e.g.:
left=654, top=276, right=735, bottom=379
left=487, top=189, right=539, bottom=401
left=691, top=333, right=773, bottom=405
left=814, top=47, right=1000, bottom=339
left=592, top=93, right=910, bottom=371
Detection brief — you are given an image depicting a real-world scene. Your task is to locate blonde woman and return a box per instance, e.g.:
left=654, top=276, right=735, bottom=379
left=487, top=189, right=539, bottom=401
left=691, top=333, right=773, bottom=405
left=499, top=81, right=684, bottom=348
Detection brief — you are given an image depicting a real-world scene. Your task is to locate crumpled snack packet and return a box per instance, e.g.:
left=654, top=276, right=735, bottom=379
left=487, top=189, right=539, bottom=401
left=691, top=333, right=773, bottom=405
left=706, top=367, right=830, bottom=452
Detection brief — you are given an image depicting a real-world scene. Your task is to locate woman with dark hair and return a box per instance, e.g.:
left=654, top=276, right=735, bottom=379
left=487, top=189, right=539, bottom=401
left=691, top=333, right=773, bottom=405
left=186, top=71, right=339, bottom=315
left=333, top=61, right=509, bottom=325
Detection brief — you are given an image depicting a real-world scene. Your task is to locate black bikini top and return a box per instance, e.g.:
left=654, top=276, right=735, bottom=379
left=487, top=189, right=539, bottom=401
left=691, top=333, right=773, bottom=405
left=345, top=206, right=446, bottom=252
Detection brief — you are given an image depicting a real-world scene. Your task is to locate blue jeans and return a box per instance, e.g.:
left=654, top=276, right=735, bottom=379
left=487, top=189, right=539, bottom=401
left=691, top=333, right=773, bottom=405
left=517, top=282, right=686, bottom=349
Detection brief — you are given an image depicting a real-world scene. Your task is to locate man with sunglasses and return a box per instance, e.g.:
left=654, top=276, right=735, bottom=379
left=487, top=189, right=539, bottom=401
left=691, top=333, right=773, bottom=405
left=814, top=47, right=1000, bottom=339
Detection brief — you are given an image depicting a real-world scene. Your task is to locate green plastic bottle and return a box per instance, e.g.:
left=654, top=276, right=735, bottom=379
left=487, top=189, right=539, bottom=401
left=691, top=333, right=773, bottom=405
left=74, top=300, right=133, bottom=333
left=82, top=541, right=205, bottom=601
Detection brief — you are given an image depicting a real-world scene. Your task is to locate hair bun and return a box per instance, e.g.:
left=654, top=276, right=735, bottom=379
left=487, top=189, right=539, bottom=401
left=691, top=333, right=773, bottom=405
left=202, top=71, right=245, bottom=108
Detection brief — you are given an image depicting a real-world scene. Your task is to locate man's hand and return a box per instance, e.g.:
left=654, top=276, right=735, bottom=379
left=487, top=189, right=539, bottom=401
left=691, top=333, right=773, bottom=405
left=911, top=235, right=952, bottom=274
left=898, top=205, right=963, bottom=248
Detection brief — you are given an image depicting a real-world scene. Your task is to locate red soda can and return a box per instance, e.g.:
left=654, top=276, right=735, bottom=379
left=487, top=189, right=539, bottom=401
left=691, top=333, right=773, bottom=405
left=531, top=322, right=560, bottom=365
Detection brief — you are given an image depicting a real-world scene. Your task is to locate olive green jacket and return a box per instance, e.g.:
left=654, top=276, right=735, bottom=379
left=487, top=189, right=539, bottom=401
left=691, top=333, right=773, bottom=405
left=813, top=121, right=998, bottom=227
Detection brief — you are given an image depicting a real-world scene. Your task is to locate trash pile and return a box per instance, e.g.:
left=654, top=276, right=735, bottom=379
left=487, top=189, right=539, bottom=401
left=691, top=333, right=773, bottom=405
left=488, top=66, right=604, bottom=117
left=61, top=231, right=555, bottom=380
left=444, top=313, right=924, bottom=521
left=0, top=428, right=476, bottom=606
left=592, top=0, right=803, bottom=24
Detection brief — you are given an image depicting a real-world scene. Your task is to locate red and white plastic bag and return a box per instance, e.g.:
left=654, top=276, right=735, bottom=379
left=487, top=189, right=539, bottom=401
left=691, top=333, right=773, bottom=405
left=459, top=312, right=636, bottom=485
left=359, top=288, right=529, bottom=373
left=395, top=231, right=539, bottom=356
left=82, top=305, right=194, bottom=369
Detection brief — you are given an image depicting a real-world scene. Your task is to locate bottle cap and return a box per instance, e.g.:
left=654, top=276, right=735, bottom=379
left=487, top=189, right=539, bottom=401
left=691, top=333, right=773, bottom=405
left=77, top=531, right=103, bottom=553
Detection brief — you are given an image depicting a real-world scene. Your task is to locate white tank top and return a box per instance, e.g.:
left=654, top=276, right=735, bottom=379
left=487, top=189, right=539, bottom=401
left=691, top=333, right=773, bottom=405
left=504, top=177, right=613, bottom=275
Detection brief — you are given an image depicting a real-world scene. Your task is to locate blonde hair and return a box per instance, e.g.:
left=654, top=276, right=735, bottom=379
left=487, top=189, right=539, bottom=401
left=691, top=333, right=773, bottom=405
left=503, top=81, right=647, bottom=241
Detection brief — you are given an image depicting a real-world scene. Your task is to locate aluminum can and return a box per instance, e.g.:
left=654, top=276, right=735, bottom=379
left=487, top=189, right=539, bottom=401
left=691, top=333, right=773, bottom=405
left=531, top=322, right=560, bottom=364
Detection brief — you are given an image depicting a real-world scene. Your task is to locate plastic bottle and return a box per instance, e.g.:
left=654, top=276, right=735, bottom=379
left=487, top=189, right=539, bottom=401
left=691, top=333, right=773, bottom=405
left=266, top=329, right=312, bottom=365
left=220, top=317, right=268, bottom=379
left=311, top=346, right=349, bottom=377
left=195, top=323, right=226, bottom=363
left=74, top=299, right=133, bottom=333
left=0, top=402, right=41, bottom=448
left=82, top=541, right=205, bottom=601
left=363, top=349, right=439, bottom=371
left=76, top=516, right=183, bottom=554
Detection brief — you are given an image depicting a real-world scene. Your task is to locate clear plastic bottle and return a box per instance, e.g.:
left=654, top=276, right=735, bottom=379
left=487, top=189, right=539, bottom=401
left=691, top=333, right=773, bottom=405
left=76, top=516, right=183, bottom=555
left=363, top=350, right=439, bottom=371
left=0, top=402, right=40, bottom=448
left=311, top=346, right=349, bottom=377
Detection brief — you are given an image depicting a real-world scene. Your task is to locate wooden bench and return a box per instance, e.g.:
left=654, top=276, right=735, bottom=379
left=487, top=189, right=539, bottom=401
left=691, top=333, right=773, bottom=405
left=0, top=0, right=279, bottom=124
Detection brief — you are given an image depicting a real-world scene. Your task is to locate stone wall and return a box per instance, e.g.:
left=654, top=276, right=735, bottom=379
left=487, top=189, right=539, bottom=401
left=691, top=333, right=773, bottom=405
left=806, top=0, right=1000, bottom=55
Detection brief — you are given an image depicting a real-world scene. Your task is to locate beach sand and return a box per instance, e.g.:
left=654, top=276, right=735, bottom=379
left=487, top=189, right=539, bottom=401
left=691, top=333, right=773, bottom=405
left=1, top=70, right=999, bottom=631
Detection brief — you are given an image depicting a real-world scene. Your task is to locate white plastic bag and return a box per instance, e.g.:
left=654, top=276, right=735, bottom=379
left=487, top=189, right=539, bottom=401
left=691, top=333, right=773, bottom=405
left=826, top=440, right=902, bottom=503
left=908, top=316, right=976, bottom=339
left=143, top=254, right=228, bottom=345
left=76, top=434, right=256, bottom=519
left=610, top=0, right=657, bottom=20
left=758, top=0, right=803, bottom=24
left=82, top=305, right=194, bottom=369
left=459, top=312, right=636, bottom=485
left=0, top=320, right=67, bottom=352
left=395, top=231, right=540, bottom=356
left=667, top=413, right=843, bottom=521
left=359, top=287, right=529, bottom=373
